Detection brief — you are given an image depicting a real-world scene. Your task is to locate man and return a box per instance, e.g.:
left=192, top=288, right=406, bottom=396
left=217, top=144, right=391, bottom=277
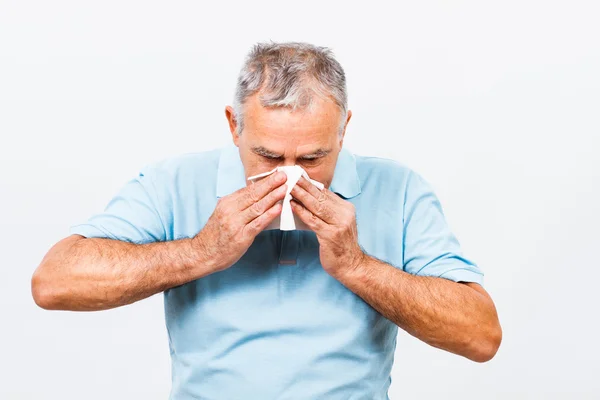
left=32, top=41, right=501, bottom=399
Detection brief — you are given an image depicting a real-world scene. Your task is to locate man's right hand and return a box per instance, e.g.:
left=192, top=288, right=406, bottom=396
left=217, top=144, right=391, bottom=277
left=192, top=170, right=288, bottom=273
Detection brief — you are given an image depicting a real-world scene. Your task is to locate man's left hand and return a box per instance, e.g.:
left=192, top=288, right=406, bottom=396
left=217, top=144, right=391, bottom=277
left=290, top=176, right=365, bottom=278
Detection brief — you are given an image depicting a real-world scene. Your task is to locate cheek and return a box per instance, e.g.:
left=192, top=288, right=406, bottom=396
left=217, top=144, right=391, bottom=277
left=243, top=156, right=275, bottom=178
left=247, top=153, right=275, bottom=168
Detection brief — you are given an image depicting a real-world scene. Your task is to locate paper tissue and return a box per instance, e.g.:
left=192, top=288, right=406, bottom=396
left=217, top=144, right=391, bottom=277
left=247, top=165, right=325, bottom=231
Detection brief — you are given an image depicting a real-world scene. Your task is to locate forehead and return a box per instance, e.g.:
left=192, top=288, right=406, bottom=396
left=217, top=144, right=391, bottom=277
left=243, top=93, right=341, bottom=142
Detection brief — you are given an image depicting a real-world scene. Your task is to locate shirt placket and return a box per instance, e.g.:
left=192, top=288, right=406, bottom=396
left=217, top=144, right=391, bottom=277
left=278, top=230, right=300, bottom=265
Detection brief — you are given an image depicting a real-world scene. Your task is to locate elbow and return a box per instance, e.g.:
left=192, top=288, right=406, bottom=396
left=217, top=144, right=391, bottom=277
left=33, top=235, right=87, bottom=310
left=468, top=323, right=503, bottom=363
left=31, top=266, right=61, bottom=310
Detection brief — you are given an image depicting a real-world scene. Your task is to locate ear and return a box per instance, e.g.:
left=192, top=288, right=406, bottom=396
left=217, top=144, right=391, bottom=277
left=225, top=106, right=241, bottom=146
left=338, top=109, right=352, bottom=147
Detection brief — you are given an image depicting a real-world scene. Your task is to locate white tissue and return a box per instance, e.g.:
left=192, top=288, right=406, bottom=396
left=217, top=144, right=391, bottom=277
left=247, top=165, right=325, bottom=231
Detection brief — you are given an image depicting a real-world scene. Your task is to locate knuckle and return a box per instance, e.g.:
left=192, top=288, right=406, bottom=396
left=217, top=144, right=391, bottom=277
left=245, top=185, right=259, bottom=203
left=309, top=213, right=319, bottom=224
left=233, top=236, right=246, bottom=248
left=248, top=219, right=262, bottom=234
left=316, top=202, right=325, bottom=216
left=235, top=197, right=244, bottom=211
left=250, top=201, right=262, bottom=216
left=318, top=191, right=327, bottom=203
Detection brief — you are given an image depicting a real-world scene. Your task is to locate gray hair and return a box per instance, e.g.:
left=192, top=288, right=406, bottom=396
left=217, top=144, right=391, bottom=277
left=232, top=41, right=348, bottom=136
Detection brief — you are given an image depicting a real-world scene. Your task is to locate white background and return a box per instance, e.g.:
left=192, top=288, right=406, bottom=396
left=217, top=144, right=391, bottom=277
left=1, top=1, right=599, bottom=399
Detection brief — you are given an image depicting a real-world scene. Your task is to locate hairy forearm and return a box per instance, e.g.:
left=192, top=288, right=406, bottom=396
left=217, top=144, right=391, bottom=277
left=335, top=254, right=502, bottom=362
left=32, top=235, right=215, bottom=311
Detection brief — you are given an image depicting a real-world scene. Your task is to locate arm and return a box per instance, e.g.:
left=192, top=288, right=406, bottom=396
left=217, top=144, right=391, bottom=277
left=31, top=234, right=213, bottom=311
left=290, top=174, right=502, bottom=362
left=32, top=169, right=288, bottom=311
left=334, top=256, right=501, bottom=362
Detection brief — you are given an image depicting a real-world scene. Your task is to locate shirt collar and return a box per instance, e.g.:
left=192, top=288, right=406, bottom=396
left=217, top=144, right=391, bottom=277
left=216, top=144, right=361, bottom=199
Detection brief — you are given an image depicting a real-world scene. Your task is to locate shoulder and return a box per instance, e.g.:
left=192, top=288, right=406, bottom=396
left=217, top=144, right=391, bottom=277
left=348, top=150, right=439, bottom=205
left=138, top=147, right=222, bottom=181
left=132, top=147, right=225, bottom=201
left=350, top=150, right=423, bottom=193
left=354, top=153, right=412, bottom=176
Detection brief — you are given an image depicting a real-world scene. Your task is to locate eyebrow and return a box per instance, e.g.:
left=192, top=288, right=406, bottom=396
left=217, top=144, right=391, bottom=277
left=299, top=149, right=331, bottom=160
left=251, top=146, right=331, bottom=160
left=252, top=146, right=283, bottom=159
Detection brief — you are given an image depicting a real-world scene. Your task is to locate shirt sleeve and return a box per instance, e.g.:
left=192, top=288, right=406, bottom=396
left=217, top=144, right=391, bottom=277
left=402, top=170, right=484, bottom=286
left=69, top=165, right=167, bottom=244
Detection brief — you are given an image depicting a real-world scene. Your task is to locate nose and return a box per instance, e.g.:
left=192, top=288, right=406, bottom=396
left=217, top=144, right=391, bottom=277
left=282, top=156, right=296, bottom=167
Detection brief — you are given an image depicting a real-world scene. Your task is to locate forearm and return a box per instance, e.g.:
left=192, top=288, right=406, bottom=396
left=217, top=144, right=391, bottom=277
left=32, top=235, right=215, bottom=311
left=335, top=254, right=501, bottom=362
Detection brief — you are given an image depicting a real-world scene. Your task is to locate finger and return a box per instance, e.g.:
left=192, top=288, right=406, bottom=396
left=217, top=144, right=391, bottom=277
left=290, top=182, right=335, bottom=224
left=241, top=183, right=287, bottom=223
left=297, top=176, right=347, bottom=220
left=295, top=176, right=324, bottom=199
left=237, top=171, right=287, bottom=209
left=290, top=199, right=327, bottom=231
left=244, top=201, right=283, bottom=237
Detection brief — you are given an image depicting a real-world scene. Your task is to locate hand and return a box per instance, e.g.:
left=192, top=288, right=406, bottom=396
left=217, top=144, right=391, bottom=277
left=192, top=170, right=288, bottom=272
left=290, top=176, right=366, bottom=278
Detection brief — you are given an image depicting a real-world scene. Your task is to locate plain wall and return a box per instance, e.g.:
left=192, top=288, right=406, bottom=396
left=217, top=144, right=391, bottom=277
left=1, top=1, right=598, bottom=398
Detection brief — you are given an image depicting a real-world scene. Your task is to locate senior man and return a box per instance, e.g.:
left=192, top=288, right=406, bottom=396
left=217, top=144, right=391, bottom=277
left=32, top=41, right=501, bottom=399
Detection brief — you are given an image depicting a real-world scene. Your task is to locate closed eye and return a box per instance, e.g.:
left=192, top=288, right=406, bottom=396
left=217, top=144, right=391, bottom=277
left=262, top=155, right=283, bottom=162
left=299, top=157, right=322, bottom=166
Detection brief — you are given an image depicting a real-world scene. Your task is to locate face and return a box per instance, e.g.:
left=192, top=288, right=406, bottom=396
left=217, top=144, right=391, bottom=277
left=225, top=94, right=352, bottom=190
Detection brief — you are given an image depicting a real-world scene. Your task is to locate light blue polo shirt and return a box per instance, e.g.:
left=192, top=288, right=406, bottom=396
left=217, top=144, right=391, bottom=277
left=70, top=143, right=484, bottom=399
